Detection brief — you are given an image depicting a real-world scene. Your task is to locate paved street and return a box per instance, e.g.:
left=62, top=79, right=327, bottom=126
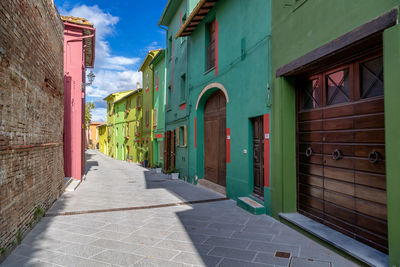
left=2, top=150, right=358, bottom=267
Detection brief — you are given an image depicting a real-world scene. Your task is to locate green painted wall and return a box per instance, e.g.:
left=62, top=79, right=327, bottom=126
left=123, top=90, right=143, bottom=163
left=115, top=99, right=127, bottom=161
left=186, top=0, right=271, bottom=205
left=161, top=0, right=190, bottom=178
left=98, top=125, right=107, bottom=155
left=152, top=50, right=166, bottom=168
left=140, top=50, right=160, bottom=167
left=383, top=24, right=400, bottom=266
left=270, top=0, right=400, bottom=264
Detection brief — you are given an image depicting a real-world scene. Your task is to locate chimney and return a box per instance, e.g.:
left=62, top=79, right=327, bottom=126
left=136, top=82, right=140, bottom=89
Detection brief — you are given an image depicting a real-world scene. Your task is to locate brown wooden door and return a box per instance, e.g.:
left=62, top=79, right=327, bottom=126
left=252, top=116, right=264, bottom=197
left=163, top=130, right=175, bottom=172
left=204, top=90, right=226, bottom=186
left=296, top=53, right=387, bottom=253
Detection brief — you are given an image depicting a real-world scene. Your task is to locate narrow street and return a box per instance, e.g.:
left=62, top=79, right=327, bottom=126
left=1, top=150, right=357, bottom=267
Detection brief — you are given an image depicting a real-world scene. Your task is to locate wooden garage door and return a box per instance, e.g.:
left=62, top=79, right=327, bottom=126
left=296, top=52, right=387, bottom=253
left=204, top=90, right=226, bottom=186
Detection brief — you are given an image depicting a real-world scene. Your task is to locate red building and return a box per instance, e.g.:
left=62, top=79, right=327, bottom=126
left=62, top=16, right=95, bottom=180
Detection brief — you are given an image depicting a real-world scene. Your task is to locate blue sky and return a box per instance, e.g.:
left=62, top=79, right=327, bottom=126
left=55, top=0, right=168, bottom=121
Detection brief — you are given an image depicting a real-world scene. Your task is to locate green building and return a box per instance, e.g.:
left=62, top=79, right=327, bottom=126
left=270, top=1, right=400, bottom=265
left=139, top=50, right=161, bottom=167
left=104, top=90, right=134, bottom=158
left=150, top=50, right=166, bottom=168
left=173, top=0, right=271, bottom=208
left=159, top=0, right=196, bottom=177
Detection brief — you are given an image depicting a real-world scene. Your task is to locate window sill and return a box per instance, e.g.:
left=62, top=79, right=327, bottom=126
left=179, top=100, right=186, bottom=106
left=166, top=108, right=172, bottom=112
left=279, top=212, right=388, bottom=267
left=204, top=67, right=215, bottom=75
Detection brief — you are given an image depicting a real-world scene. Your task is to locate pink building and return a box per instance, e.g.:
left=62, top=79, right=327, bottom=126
left=62, top=16, right=95, bottom=180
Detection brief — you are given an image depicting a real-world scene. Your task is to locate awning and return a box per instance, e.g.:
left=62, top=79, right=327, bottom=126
left=175, top=0, right=218, bottom=39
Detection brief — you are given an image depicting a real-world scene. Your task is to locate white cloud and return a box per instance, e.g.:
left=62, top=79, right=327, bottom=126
left=61, top=4, right=142, bottom=122
left=91, top=108, right=107, bottom=122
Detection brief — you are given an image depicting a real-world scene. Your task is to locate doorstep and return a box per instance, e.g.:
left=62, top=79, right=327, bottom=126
left=279, top=212, right=388, bottom=267
left=197, top=179, right=226, bottom=196
left=237, top=196, right=266, bottom=215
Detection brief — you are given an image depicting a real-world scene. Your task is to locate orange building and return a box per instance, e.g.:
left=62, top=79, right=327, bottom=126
left=87, top=121, right=105, bottom=149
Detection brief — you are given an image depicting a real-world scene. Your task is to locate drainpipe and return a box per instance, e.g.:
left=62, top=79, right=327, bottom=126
left=64, top=22, right=96, bottom=67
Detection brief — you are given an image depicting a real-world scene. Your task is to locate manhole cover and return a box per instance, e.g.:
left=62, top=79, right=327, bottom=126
left=275, top=251, right=291, bottom=258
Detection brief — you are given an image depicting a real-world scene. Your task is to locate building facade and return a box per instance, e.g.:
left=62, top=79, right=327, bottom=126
left=104, top=90, right=134, bottom=158
left=139, top=50, right=161, bottom=167
left=159, top=0, right=194, bottom=177
left=271, top=1, right=400, bottom=265
left=151, top=50, right=166, bottom=168
left=62, top=16, right=95, bottom=181
left=88, top=121, right=105, bottom=149
left=97, top=124, right=107, bottom=155
left=0, top=0, right=64, bottom=259
left=175, top=0, right=271, bottom=207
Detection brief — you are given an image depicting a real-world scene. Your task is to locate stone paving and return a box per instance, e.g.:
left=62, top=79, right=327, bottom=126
left=1, top=150, right=359, bottom=267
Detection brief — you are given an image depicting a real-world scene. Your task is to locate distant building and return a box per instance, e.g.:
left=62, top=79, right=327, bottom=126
left=97, top=124, right=107, bottom=155
left=87, top=121, right=105, bottom=149
left=62, top=16, right=95, bottom=181
left=139, top=50, right=161, bottom=167
left=150, top=50, right=166, bottom=168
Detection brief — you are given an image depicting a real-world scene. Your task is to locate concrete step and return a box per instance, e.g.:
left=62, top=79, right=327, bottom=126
left=237, top=196, right=266, bottom=215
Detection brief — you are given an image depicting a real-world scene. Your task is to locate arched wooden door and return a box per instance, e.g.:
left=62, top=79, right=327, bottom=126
left=204, top=90, right=226, bottom=186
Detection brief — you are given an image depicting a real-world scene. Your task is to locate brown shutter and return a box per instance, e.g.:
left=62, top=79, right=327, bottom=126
left=183, top=125, right=187, bottom=147
left=171, top=130, right=175, bottom=170
left=176, top=127, right=180, bottom=147
left=163, top=131, right=168, bottom=171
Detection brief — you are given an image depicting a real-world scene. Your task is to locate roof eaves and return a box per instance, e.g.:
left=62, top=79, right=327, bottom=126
left=139, top=50, right=161, bottom=72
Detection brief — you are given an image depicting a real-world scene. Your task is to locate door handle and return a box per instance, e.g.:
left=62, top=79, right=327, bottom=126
left=332, top=149, right=343, bottom=160
left=368, top=150, right=380, bottom=163
left=305, top=147, right=313, bottom=158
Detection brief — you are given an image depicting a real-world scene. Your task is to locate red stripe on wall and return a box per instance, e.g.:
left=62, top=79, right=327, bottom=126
left=215, top=20, right=219, bottom=77
left=180, top=103, right=186, bottom=110
left=226, top=128, right=230, bottom=163
left=171, top=42, right=174, bottom=92
left=195, top=117, right=197, bottom=148
left=263, top=114, right=270, bottom=188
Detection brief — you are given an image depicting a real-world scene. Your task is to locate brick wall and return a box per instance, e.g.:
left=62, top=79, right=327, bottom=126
left=0, top=0, right=64, bottom=255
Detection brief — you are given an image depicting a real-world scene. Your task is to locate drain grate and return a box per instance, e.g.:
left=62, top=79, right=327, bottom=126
left=275, top=251, right=291, bottom=258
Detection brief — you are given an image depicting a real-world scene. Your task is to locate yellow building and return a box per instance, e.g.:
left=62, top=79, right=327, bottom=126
left=87, top=121, right=105, bottom=149
left=97, top=124, right=107, bottom=155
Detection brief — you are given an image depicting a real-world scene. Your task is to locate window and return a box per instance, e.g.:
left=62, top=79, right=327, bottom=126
left=153, top=109, right=157, bottom=127
left=145, top=109, right=149, bottom=127
left=146, top=73, right=149, bottom=91
left=183, top=125, right=187, bottom=147
left=159, top=141, right=163, bottom=160
left=181, top=14, right=187, bottom=44
left=360, top=56, right=383, bottom=98
left=136, top=95, right=142, bottom=109
left=168, top=36, right=172, bottom=60
left=180, top=74, right=186, bottom=101
left=155, top=71, right=159, bottom=91
left=301, top=77, right=320, bottom=110
left=126, top=122, right=130, bottom=137
left=326, top=68, right=350, bottom=105
left=108, top=103, right=111, bottom=112
left=126, top=99, right=131, bottom=111
left=167, top=85, right=171, bottom=109
left=175, top=127, right=180, bottom=146
left=206, top=19, right=216, bottom=71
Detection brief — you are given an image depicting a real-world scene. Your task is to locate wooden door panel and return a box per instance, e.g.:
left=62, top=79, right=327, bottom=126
left=324, top=179, right=354, bottom=196
left=204, top=90, right=226, bottom=186
left=299, top=163, right=323, bottom=177
left=296, top=53, right=387, bottom=252
left=356, top=199, right=387, bottom=220
left=299, top=184, right=323, bottom=199
left=299, top=174, right=323, bottom=188
left=323, top=167, right=354, bottom=183
left=323, top=118, right=353, bottom=130
left=354, top=171, right=386, bottom=190
left=298, top=109, right=323, bottom=121
left=252, top=116, right=264, bottom=196
left=298, top=120, right=323, bottom=131
left=324, top=190, right=355, bottom=210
